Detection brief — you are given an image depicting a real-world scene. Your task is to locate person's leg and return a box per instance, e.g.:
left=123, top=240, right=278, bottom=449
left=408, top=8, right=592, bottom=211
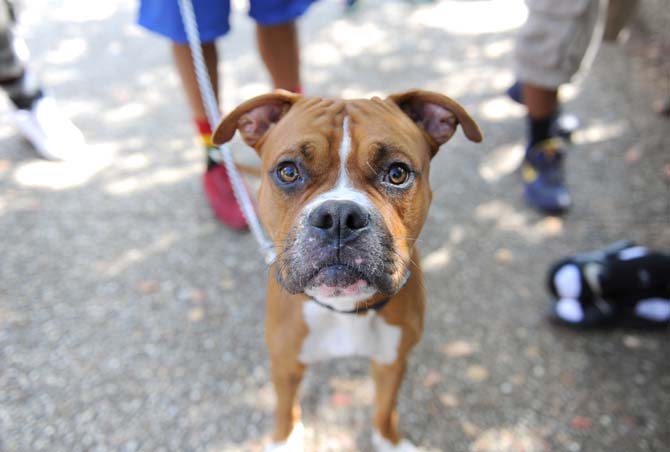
left=0, top=1, right=21, bottom=80
left=249, top=0, right=318, bottom=94
left=171, top=41, right=248, bottom=230
left=0, top=1, right=40, bottom=108
left=138, top=0, right=247, bottom=229
left=171, top=41, right=219, bottom=124
left=523, top=84, right=558, bottom=122
left=0, top=0, right=85, bottom=160
left=513, top=0, right=605, bottom=213
left=522, top=83, right=558, bottom=147
left=255, top=21, right=302, bottom=92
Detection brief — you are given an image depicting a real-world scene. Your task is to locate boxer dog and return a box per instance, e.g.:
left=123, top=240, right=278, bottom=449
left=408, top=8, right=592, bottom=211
left=212, top=90, right=482, bottom=451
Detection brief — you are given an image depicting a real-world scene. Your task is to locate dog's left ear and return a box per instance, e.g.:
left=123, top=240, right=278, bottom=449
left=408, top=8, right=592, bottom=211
left=212, top=89, right=301, bottom=149
left=387, top=90, right=483, bottom=152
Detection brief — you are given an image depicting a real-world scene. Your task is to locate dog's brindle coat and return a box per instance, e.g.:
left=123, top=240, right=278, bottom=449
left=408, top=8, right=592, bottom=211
left=213, top=90, right=482, bottom=449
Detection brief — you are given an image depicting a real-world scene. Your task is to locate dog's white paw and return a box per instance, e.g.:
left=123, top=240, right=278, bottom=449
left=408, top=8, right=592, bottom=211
left=264, top=422, right=304, bottom=452
left=372, top=430, right=419, bottom=452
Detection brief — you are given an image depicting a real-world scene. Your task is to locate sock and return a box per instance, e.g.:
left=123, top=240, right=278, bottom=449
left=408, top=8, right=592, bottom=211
left=195, top=117, right=213, bottom=144
left=527, top=112, right=557, bottom=148
left=195, top=117, right=219, bottom=170
left=0, top=70, right=43, bottom=110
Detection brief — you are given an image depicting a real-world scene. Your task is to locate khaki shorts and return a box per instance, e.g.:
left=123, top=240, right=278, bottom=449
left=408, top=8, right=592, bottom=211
left=515, top=0, right=606, bottom=88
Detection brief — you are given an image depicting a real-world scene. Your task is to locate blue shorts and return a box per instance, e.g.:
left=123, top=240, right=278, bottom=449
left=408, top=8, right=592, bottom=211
left=138, top=0, right=317, bottom=44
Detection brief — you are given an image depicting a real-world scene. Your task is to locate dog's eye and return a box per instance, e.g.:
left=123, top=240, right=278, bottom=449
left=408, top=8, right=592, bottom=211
left=276, top=162, right=300, bottom=184
left=386, top=163, right=410, bottom=186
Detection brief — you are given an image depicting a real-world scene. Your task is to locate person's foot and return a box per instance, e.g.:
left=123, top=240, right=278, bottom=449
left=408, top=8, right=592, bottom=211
left=11, top=95, right=87, bottom=161
left=521, top=138, right=572, bottom=214
left=202, top=151, right=249, bottom=230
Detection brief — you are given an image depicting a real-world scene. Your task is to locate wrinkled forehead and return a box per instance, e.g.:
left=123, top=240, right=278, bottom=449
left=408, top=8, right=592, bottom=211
left=260, top=97, right=345, bottom=159
left=345, top=98, right=426, bottom=143
left=259, top=96, right=430, bottom=163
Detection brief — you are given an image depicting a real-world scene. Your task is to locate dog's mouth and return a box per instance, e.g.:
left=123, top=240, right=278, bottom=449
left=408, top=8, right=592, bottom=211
left=304, top=264, right=375, bottom=300
left=309, top=263, right=367, bottom=287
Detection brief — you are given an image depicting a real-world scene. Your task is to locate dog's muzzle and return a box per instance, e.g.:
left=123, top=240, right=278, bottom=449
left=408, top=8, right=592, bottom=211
left=275, top=199, right=407, bottom=298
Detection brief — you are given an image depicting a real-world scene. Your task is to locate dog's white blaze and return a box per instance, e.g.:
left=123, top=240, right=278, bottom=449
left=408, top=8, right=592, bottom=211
left=299, top=300, right=402, bottom=365
left=303, top=116, right=374, bottom=214
left=336, top=116, right=354, bottom=187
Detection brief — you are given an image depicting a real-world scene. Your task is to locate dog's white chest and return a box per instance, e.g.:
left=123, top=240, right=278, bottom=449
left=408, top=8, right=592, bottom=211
left=299, top=300, right=402, bottom=365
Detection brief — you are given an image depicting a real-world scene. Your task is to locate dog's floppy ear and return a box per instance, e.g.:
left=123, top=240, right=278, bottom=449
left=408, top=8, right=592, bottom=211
left=387, top=90, right=482, bottom=152
left=212, top=89, right=301, bottom=148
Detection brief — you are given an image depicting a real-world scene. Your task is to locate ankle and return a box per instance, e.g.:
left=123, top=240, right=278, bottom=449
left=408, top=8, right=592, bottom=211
left=527, top=111, right=559, bottom=148
left=194, top=117, right=217, bottom=162
left=1, top=70, right=44, bottom=110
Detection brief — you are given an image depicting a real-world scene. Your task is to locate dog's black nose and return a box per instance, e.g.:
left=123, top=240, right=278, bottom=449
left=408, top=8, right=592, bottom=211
left=308, top=200, right=370, bottom=243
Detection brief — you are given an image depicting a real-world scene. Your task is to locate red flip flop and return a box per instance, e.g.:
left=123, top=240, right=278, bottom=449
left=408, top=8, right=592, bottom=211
left=202, top=163, right=249, bottom=230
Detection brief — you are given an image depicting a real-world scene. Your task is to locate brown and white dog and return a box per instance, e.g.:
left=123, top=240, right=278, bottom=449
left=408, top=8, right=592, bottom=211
left=213, top=90, right=482, bottom=451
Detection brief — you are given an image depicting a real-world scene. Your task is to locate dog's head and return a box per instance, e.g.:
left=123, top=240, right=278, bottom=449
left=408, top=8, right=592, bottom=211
left=214, top=90, right=481, bottom=310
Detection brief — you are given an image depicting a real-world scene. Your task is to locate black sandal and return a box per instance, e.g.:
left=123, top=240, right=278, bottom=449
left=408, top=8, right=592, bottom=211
left=547, top=241, right=670, bottom=329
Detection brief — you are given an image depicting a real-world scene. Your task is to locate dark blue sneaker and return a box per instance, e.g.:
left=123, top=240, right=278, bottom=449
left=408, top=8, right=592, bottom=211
left=521, top=138, right=572, bottom=214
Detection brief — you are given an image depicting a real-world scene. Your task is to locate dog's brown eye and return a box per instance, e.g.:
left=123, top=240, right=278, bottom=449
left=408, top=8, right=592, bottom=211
left=277, top=162, right=299, bottom=183
left=387, top=163, right=409, bottom=185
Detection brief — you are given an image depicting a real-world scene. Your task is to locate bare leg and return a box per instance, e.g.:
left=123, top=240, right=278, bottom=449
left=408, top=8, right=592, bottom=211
left=522, top=83, right=558, bottom=119
left=256, top=22, right=301, bottom=92
left=171, top=42, right=219, bottom=121
left=173, top=41, right=248, bottom=229
left=371, top=359, right=407, bottom=444
left=271, top=359, right=306, bottom=442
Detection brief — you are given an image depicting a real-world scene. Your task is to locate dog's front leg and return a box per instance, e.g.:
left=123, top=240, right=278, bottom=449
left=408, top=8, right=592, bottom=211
left=371, top=359, right=417, bottom=451
left=266, top=357, right=306, bottom=451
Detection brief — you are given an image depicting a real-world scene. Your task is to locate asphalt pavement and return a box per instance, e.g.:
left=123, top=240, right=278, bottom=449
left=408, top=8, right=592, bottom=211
left=1, top=0, right=668, bottom=451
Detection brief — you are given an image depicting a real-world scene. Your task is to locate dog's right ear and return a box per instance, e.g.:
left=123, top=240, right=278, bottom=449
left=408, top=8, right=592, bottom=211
left=212, top=90, right=301, bottom=149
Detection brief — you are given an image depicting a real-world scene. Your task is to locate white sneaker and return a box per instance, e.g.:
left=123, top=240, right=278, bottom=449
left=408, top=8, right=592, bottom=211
left=12, top=95, right=87, bottom=161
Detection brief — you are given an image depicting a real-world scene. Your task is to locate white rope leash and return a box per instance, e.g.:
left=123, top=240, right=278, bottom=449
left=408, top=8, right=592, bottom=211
left=177, top=0, right=276, bottom=265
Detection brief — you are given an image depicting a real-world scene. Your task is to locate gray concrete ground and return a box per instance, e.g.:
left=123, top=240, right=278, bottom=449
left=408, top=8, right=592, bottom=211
left=1, top=0, right=668, bottom=451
